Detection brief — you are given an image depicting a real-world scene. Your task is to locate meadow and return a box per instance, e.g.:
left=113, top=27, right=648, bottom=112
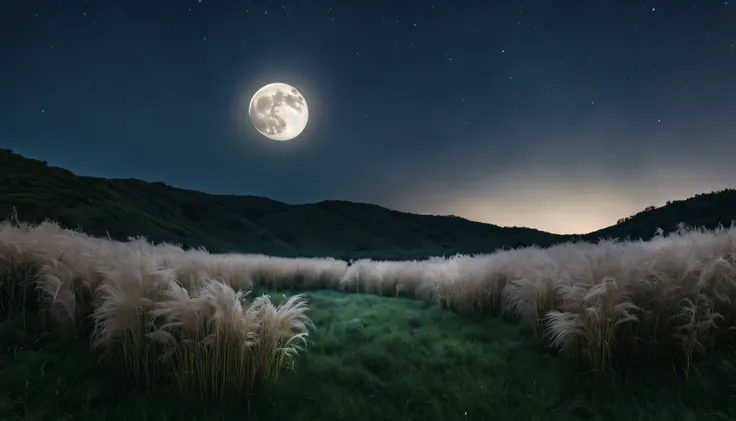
left=1, top=214, right=736, bottom=420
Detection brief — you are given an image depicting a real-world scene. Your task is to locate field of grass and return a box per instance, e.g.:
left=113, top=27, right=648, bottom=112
left=3, top=289, right=734, bottom=421
left=2, top=216, right=736, bottom=420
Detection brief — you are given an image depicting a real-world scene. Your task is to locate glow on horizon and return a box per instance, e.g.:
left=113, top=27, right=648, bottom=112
left=394, top=172, right=736, bottom=235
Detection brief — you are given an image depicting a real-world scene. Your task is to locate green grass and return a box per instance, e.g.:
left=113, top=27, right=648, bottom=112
left=2, top=289, right=734, bottom=421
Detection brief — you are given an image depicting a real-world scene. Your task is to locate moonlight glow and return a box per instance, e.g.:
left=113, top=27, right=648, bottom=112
left=248, top=82, right=309, bottom=141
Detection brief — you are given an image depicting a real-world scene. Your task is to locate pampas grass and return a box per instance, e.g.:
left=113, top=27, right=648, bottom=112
left=1, top=214, right=735, bottom=390
left=0, top=218, right=314, bottom=401
left=339, top=225, right=736, bottom=375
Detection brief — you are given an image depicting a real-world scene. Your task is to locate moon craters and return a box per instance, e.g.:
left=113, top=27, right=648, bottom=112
left=250, top=89, right=304, bottom=136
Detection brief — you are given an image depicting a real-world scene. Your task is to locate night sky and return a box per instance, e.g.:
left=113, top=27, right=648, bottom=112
left=2, top=1, right=735, bottom=234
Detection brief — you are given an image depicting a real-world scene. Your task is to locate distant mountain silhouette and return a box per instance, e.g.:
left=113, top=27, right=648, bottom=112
left=1, top=148, right=733, bottom=259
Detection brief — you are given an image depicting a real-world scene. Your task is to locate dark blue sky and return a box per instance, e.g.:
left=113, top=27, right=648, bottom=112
left=2, top=1, right=735, bottom=233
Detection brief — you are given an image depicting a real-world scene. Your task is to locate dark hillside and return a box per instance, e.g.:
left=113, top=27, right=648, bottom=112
left=1, top=148, right=734, bottom=258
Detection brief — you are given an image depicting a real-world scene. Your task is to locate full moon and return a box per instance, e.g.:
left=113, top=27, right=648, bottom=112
left=248, top=82, right=309, bottom=141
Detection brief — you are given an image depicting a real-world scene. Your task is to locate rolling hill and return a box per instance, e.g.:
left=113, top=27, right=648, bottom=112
left=1, top=148, right=734, bottom=259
